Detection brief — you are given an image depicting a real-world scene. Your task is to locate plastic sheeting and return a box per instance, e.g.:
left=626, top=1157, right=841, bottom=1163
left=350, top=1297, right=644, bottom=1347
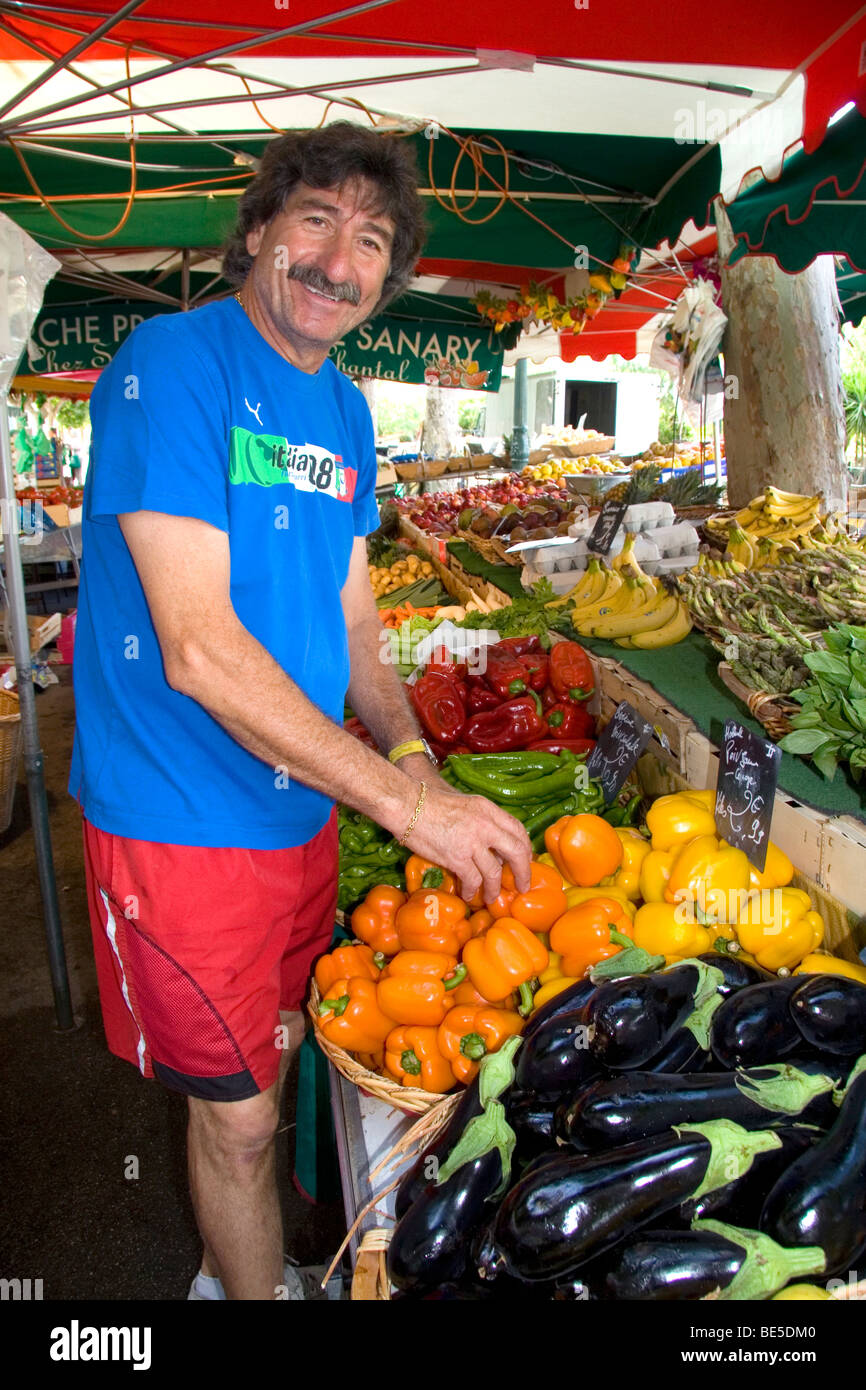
left=0, top=215, right=59, bottom=397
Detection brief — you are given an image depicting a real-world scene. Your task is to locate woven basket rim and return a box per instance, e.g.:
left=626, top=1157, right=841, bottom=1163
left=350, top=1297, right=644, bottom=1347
left=308, top=980, right=452, bottom=1115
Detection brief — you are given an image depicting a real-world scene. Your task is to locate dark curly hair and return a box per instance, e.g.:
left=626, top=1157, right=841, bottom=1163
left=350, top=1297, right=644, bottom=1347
left=222, top=122, right=426, bottom=314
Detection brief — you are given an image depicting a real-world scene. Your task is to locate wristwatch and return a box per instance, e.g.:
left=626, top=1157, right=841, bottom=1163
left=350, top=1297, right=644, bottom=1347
left=388, top=737, right=437, bottom=766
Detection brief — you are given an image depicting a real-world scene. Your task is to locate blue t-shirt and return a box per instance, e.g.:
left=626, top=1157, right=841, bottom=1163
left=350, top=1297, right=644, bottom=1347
left=69, top=297, right=380, bottom=848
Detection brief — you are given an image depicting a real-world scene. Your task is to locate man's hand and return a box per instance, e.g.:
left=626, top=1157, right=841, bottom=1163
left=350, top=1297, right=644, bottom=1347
left=398, top=779, right=532, bottom=902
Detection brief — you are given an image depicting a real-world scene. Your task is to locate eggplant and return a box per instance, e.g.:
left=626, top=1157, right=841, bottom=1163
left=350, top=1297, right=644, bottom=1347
left=697, top=951, right=773, bottom=996
left=506, top=1093, right=559, bottom=1162
left=513, top=1009, right=601, bottom=1096
left=387, top=1144, right=510, bottom=1293
left=475, top=1119, right=784, bottom=1282
left=789, top=974, right=866, bottom=1056
left=682, top=1125, right=820, bottom=1227
left=394, top=1076, right=483, bottom=1220
left=760, top=1057, right=866, bottom=1276
left=641, top=1024, right=707, bottom=1073
left=711, top=976, right=804, bottom=1069
left=585, top=1221, right=822, bottom=1302
left=562, top=1061, right=840, bottom=1151
left=585, top=962, right=707, bottom=1069
left=590, top=1228, right=746, bottom=1300
left=522, top=977, right=598, bottom=1042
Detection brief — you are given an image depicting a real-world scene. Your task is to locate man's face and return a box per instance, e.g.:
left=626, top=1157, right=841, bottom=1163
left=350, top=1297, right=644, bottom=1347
left=245, top=178, right=395, bottom=353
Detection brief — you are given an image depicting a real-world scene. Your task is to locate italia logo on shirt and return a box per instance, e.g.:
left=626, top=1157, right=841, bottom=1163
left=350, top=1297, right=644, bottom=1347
left=228, top=425, right=357, bottom=502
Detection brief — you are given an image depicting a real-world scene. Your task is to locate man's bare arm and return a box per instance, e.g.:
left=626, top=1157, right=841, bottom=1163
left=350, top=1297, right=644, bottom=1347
left=118, top=511, right=531, bottom=899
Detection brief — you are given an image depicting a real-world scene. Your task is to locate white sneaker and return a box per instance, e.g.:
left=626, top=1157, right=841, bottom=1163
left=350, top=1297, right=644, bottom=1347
left=187, top=1259, right=329, bottom=1301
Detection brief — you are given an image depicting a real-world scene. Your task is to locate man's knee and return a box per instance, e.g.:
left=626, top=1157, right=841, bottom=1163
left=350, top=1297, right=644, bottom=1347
left=189, top=1087, right=279, bottom=1164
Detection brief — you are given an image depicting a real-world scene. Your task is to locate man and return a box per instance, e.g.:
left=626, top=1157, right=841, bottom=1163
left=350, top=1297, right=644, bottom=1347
left=70, top=122, right=531, bottom=1301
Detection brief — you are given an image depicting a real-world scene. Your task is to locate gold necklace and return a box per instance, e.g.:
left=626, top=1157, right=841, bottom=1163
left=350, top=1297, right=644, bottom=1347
left=234, top=290, right=245, bottom=313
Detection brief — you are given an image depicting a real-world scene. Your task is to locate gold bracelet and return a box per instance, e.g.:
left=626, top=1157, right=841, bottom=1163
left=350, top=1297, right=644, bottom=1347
left=397, top=780, right=427, bottom=846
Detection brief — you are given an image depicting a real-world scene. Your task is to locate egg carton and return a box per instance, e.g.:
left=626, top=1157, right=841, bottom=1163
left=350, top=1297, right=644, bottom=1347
left=623, top=502, right=675, bottom=531
left=641, top=552, right=701, bottom=575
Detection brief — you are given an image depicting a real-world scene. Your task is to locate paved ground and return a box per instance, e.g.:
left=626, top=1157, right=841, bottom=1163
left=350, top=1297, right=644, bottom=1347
left=0, top=668, right=347, bottom=1300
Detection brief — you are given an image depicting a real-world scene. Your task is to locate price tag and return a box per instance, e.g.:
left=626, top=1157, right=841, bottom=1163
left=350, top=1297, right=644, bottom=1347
left=587, top=701, right=654, bottom=804
left=714, top=720, right=781, bottom=872
left=587, top=499, right=627, bottom=555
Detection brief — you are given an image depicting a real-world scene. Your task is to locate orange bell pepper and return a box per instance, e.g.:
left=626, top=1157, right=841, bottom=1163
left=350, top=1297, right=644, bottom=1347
left=317, top=977, right=396, bottom=1053
left=395, top=888, right=472, bottom=954
left=463, top=917, right=549, bottom=1015
left=486, top=861, right=568, bottom=932
left=376, top=950, right=467, bottom=1025
left=469, top=908, right=495, bottom=936
left=314, top=942, right=383, bottom=996
left=549, top=897, right=634, bottom=978
left=403, top=855, right=457, bottom=896
left=350, top=884, right=407, bottom=956
left=355, top=1048, right=384, bottom=1073
left=437, top=1005, right=525, bottom=1084
left=384, top=1025, right=455, bottom=1093
left=544, top=813, right=623, bottom=887
left=447, top=976, right=516, bottom=1008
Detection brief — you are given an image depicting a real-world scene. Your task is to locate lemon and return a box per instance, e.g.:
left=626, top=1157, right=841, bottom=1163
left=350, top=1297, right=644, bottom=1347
left=772, top=1284, right=832, bottom=1301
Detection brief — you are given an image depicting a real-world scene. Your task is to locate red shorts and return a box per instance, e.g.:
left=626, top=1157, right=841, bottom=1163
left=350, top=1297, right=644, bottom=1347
left=81, top=811, right=337, bottom=1101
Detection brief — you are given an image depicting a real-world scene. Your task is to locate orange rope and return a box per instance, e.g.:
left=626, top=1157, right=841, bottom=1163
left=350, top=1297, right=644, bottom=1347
left=8, top=48, right=138, bottom=241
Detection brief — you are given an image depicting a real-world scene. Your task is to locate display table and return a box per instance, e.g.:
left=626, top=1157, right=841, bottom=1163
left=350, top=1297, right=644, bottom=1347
left=328, top=1066, right=412, bottom=1290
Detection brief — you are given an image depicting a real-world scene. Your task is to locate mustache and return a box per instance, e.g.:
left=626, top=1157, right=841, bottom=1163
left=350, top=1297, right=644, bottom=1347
left=287, top=263, right=361, bottom=306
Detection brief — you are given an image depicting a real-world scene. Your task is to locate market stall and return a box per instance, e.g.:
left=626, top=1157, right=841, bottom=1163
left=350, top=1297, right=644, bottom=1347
left=2, top=0, right=866, bottom=1311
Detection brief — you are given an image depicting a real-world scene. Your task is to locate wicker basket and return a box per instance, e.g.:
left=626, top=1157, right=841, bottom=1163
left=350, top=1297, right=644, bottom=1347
left=0, top=689, right=23, bottom=835
left=307, top=979, right=454, bottom=1115
left=717, top=662, right=797, bottom=741
left=460, top=530, right=523, bottom=567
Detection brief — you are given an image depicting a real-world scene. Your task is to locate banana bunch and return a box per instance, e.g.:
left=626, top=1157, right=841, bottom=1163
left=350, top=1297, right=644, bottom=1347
left=564, top=536, right=693, bottom=649
left=725, top=488, right=824, bottom=566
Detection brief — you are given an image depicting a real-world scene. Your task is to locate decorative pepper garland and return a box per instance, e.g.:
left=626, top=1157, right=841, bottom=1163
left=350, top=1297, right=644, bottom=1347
left=473, top=245, right=638, bottom=337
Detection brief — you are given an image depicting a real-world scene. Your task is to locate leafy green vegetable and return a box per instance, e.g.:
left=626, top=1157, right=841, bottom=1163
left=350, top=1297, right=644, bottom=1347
left=780, top=623, right=866, bottom=782
left=457, top=579, right=560, bottom=644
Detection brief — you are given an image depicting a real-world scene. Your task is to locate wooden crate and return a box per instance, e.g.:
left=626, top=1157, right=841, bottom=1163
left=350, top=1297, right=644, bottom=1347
left=820, top=817, right=866, bottom=925
left=397, top=516, right=450, bottom=564
left=595, top=655, right=695, bottom=773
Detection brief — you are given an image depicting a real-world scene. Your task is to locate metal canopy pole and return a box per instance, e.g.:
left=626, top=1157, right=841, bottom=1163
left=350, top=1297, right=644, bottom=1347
left=0, top=403, right=74, bottom=1030
left=511, top=356, right=530, bottom=471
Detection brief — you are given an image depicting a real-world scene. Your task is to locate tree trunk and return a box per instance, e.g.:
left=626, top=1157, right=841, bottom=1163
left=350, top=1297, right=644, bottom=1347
left=716, top=203, right=847, bottom=512
left=421, top=386, right=460, bottom=459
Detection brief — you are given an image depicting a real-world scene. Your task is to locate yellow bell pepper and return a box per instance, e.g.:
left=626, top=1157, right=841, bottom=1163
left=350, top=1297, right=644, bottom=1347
left=733, top=888, right=825, bottom=972
left=531, top=951, right=581, bottom=1011
left=599, top=827, right=651, bottom=901
left=665, top=834, right=751, bottom=924
left=646, top=789, right=717, bottom=852
left=638, top=848, right=675, bottom=903
left=632, top=902, right=712, bottom=963
left=563, top=885, right=636, bottom=917
left=793, top=952, right=866, bottom=984
left=745, top=841, right=795, bottom=892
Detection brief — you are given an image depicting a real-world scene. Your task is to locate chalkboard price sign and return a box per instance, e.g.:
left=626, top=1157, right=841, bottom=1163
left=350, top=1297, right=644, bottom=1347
left=714, top=720, right=781, bottom=872
left=587, top=500, right=628, bottom=555
left=587, top=700, right=654, bottom=804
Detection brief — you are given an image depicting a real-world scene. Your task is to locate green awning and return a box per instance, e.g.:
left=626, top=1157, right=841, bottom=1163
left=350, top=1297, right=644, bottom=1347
left=726, top=106, right=866, bottom=274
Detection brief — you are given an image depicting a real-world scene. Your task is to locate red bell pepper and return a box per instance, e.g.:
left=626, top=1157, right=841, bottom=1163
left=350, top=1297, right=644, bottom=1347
left=549, top=640, right=595, bottom=703
left=526, top=739, right=596, bottom=756
left=344, top=716, right=376, bottom=747
left=518, top=651, right=549, bottom=691
left=482, top=646, right=530, bottom=701
left=494, top=636, right=541, bottom=656
left=462, top=695, right=548, bottom=753
left=410, top=672, right=466, bottom=746
left=424, top=655, right=469, bottom=702
left=545, top=701, right=595, bottom=739
left=540, top=684, right=560, bottom=712
left=467, top=682, right=502, bottom=714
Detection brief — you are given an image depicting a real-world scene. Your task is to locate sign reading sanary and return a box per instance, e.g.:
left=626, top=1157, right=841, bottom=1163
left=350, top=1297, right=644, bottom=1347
left=29, top=303, right=504, bottom=391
